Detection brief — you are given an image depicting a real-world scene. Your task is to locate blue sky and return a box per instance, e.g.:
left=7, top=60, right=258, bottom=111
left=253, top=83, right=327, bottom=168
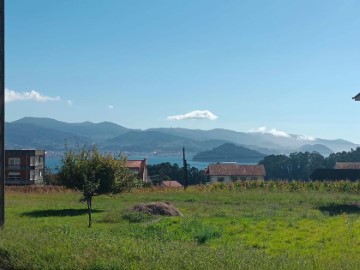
left=5, top=0, right=360, bottom=143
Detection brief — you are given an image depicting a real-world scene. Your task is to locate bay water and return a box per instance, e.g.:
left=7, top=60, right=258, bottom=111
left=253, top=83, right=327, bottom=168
left=46, top=155, right=210, bottom=171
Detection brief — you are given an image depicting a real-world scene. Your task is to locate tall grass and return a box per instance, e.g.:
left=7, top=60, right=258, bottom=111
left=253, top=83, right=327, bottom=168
left=1, top=183, right=360, bottom=269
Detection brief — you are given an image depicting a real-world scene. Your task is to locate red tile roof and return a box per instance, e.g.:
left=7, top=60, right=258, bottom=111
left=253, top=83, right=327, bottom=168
left=335, top=162, right=360, bottom=169
left=126, top=160, right=144, bottom=169
left=161, top=181, right=183, bottom=188
left=207, top=164, right=265, bottom=176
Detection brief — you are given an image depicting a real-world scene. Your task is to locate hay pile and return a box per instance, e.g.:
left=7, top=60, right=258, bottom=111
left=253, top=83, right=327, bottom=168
left=132, top=202, right=182, bottom=216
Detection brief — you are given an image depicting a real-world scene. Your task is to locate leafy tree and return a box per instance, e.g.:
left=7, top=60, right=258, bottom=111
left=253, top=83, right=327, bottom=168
left=43, top=166, right=61, bottom=185
left=58, top=146, right=138, bottom=227
left=260, top=151, right=325, bottom=181
left=325, top=147, right=360, bottom=168
left=309, top=151, right=325, bottom=173
left=187, top=165, right=206, bottom=185
left=260, top=148, right=360, bottom=181
left=147, top=162, right=206, bottom=186
left=259, top=155, right=290, bottom=180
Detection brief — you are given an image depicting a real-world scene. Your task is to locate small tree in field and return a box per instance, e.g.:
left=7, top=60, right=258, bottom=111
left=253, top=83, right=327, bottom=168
left=58, top=146, right=138, bottom=227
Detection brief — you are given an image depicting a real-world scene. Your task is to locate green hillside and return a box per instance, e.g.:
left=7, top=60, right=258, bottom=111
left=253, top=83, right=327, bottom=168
left=193, top=143, right=266, bottom=163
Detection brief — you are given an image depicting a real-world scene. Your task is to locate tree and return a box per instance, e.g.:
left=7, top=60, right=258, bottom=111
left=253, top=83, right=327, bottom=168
left=324, top=147, right=360, bottom=168
left=259, top=155, right=290, bottom=180
left=58, top=146, right=138, bottom=227
left=147, top=162, right=206, bottom=185
left=259, top=151, right=325, bottom=181
left=43, top=166, right=62, bottom=185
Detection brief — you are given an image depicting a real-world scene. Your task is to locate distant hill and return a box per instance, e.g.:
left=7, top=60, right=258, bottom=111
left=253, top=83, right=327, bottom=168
left=5, top=123, right=91, bottom=150
left=102, top=130, right=230, bottom=154
left=298, top=144, right=334, bottom=156
left=315, top=138, right=357, bottom=153
left=193, top=143, right=266, bottom=163
left=5, top=117, right=359, bottom=155
left=13, top=117, right=130, bottom=141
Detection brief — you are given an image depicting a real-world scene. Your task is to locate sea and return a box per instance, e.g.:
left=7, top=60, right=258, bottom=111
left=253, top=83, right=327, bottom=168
left=45, top=154, right=210, bottom=171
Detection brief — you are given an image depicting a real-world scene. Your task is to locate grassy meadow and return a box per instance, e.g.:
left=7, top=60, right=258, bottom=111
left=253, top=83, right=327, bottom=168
left=1, top=182, right=360, bottom=269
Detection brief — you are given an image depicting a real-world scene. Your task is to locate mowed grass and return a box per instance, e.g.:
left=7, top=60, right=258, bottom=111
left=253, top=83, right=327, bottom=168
left=1, top=187, right=360, bottom=269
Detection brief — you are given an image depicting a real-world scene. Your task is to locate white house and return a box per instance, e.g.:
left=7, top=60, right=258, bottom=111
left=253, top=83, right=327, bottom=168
left=205, top=163, right=266, bottom=183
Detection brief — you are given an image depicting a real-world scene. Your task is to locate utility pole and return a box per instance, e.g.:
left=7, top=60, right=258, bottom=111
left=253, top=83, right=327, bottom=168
left=0, top=0, right=4, bottom=227
left=182, top=147, right=188, bottom=190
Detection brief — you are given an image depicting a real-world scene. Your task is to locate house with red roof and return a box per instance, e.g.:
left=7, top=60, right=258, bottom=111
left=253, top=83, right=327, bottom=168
left=205, top=163, right=266, bottom=183
left=126, top=158, right=149, bottom=183
left=310, top=162, right=360, bottom=181
left=160, top=180, right=183, bottom=188
left=334, top=162, right=360, bottom=169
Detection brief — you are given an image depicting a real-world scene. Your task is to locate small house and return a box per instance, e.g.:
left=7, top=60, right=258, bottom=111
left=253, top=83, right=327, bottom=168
left=334, top=162, right=360, bottom=169
left=205, top=163, right=266, bottom=183
left=310, top=162, right=360, bottom=181
left=126, top=158, right=149, bottom=182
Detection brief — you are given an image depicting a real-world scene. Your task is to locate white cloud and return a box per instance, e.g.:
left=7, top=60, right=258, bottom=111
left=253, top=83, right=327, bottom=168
left=296, top=135, right=316, bottom=141
left=249, top=127, right=316, bottom=140
left=5, top=88, right=60, bottom=103
left=249, top=126, right=291, bottom=138
left=67, top=100, right=73, bottom=106
left=108, top=105, right=114, bottom=109
left=167, top=110, right=218, bottom=120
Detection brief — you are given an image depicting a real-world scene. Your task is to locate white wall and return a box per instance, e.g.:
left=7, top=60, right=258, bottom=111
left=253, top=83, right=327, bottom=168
left=210, top=175, right=264, bottom=183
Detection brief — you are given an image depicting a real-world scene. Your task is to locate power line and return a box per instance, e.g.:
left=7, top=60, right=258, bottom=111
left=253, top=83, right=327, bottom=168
left=182, top=147, right=188, bottom=189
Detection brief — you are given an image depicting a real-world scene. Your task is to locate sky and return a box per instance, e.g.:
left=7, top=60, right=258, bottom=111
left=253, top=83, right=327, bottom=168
left=4, top=0, right=360, bottom=143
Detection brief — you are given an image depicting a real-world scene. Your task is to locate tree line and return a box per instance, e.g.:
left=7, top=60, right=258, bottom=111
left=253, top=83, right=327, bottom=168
left=259, top=147, right=360, bottom=180
left=147, top=162, right=206, bottom=185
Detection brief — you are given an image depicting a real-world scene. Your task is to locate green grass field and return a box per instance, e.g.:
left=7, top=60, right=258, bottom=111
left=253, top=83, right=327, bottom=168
left=1, top=185, right=360, bottom=269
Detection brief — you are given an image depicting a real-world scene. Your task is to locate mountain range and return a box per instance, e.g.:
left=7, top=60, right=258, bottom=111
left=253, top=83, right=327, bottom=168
left=5, top=117, right=358, bottom=156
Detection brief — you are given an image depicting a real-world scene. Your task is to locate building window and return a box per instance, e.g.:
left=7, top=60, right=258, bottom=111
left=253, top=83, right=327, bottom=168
left=231, top=176, right=237, bottom=182
left=8, top=158, right=20, bottom=168
left=217, top=177, right=225, bottom=182
left=30, top=156, right=36, bottom=166
left=240, top=177, right=246, bottom=181
left=30, top=170, right=35, bottom=180
left=8, top=172, right=20, bottom=179
left=8, top=158, right=20, bottom=166
left=251, top=177, right=258, bottom=180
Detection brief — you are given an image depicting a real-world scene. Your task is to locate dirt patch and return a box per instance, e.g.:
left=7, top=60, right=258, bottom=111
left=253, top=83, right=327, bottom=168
left=132, top=202, right=182, bottom=216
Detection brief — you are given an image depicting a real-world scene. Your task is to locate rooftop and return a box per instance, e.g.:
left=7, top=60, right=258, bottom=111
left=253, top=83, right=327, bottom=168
left=335, top=162, right=360, bottom=169
left=161, top=181, right=183, bottom=188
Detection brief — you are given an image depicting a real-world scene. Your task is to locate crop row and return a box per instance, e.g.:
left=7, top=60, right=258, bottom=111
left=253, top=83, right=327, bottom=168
left=5, top=180, right=360, bottom=194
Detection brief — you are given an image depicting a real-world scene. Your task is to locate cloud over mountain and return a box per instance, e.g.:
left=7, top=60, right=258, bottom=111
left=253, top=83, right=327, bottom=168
left=167, top=110, right=218, bottom=120
left=249, top=127, right=290, bottom=138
